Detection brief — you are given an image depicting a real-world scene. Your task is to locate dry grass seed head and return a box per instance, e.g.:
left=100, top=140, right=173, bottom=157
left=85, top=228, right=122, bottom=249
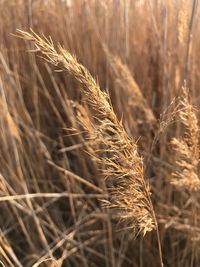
left=171, top=85, right=200, bottom=192
left=16, top=30, right=156, bottom=236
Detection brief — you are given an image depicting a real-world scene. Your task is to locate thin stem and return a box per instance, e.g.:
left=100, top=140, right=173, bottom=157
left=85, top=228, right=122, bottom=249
left=145, top=182, right=164, bottom=267
left=153, top=210, right=164, bottom=267
left=184, top=0, right=197, bottom=80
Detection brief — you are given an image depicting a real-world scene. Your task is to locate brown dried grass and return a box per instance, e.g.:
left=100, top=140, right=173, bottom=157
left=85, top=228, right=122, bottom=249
left=0, top=1, right=200, bottom=266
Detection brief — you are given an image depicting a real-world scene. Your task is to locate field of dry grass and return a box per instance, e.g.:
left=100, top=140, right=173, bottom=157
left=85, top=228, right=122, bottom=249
left=0, top=0, right=200, bottom=266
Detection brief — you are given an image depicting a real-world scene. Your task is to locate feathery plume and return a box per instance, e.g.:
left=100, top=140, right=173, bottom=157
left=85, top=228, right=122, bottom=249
left=104, top=48, right=156, bottom=139
left=171, top=84, right=200, bottom=192
left=16, top=29, right=156, bottom=236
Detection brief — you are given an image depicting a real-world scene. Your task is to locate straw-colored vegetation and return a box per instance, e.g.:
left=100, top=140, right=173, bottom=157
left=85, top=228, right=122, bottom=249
left=0, top=1, right=200, bottom=266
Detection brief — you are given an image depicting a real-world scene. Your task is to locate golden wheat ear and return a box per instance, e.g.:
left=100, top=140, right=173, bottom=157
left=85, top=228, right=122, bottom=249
left=15, top=29, right=157, bottom=237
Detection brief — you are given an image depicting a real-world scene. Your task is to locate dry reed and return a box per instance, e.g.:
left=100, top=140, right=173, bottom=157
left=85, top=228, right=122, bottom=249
left=16, top=29, right=156, bottom=237
left=171, top=85, right=200, bottom=191
left=1, top=1, right=200, bottom=266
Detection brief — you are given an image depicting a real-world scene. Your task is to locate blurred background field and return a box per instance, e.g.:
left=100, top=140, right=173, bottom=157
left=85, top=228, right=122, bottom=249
left=0, top=1, right=200, bottom=266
